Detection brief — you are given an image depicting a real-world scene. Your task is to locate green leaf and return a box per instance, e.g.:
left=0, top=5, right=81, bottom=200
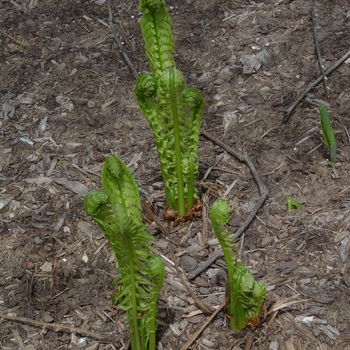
left=319, top=105, right=337, bottom=162
left=329, top=142, right=337, bottom=163
left=286, top=197, right=300, bottom=212
left=286, top=197, right=293, bottom=212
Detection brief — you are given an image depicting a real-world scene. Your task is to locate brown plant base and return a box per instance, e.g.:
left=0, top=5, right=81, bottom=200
left=164, top=199, right=203, bottom=226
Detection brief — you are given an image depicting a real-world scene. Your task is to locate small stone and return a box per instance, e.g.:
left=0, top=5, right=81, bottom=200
left=87, top=100, right=95, bottom=108
left=299, top=278, right=312, bottom=284
left=213, top=78, right=224, bottom=85
left=154, top=239, right=168, bottom=250
left=261, top=236, right=273, bottom=247
left=278, top=261, right=298, bottom=275
left=197, top=72, right=212, bottom=83
left=199, top=287, right=210, bottom=295
left=201, top=339, right=215, bottom=347
left=58, top=304, right=70, bottom=317
left=180, top=255, right=197, bottom=272
left=298, top=266, right=316, bottom=277
left=192, top=277, right=209, bottom=287
left=312, top=326, right=320, bottom=337
left=77, top=338, right=88, bottom=348
left=206, top=268, right=221, bottom=279
left=275, top=253, right=292, bottom=261
left=33, top=237, right=44, bottom=245
left=40, top=262, right=53, bottom=272
left=18, top=137, right=34, bottom=149
left=17, top=95, right=33, bottom=105
left=269, top=341, right=279, bottom=350
left=343, top=273, right=350, bottom=287
left=42, top=314, right=54, bottom=323
left=25, top=308, right=34, bottom=319
left=85, top=344, right=99, bottom=350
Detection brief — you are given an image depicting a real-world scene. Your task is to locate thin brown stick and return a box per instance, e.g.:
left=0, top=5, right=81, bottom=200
left=201, top=190, right=211, bottom=245
left=282, top=49, right=350, bottom=122
left=200, top=129, right=269, bottom=241
left=189, top=130, right=269, bottom=279
left=179, top=302, right=226, bottom=350
left=0, top=313, right=110, bottom=341
left=12, top=329, right=26, bottom=350
left=141, top=198, right=169, bottom=237
left=311, top=5, right=329, bottom=95
left=0, top=29, right=33, bottom=49
left=244, top=333, right=255, bottom=350
left=108, top=6, right=138, bottom=80
left=170, top=249, right=214, bottom=315
left=188, top=248, right=223, bottom=280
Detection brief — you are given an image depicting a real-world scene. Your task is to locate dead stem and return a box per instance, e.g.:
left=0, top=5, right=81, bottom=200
left=282, top=49, right=350, bottom=122
left=200, top=129, right=269, bottom=241
left=0, top=313, right=111, bottom=342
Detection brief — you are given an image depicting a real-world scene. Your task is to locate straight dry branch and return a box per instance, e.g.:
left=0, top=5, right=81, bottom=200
left=0, top=313, right=110, bottom=341
left=282, top=49, right=350, bottom=122
left=311, top=5, right=329, bottom=95
left=200, top=129, right=269, bottom=241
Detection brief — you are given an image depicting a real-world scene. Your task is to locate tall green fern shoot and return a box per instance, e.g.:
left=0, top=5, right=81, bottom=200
left=210, top=199, right=266, bottom=330
left=135, top=0, right=205, bottom=216
left=319, top=105, right=337, bottom=163
left=83, top=155, right=164, bottom=350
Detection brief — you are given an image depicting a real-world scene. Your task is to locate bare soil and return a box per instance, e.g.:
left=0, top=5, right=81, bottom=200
left=1, top=0, right=350, bottom=349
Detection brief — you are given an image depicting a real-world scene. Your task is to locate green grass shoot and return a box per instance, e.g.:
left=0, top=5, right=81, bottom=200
left=287, top=197, right=301, bottom=212
left=319, top=105, right=337, bottom=163
left=135, top=0, right=204, bottom=217
left=83, top=155, right=164, bottom=350
left=210, top=199, right=266, bottom=330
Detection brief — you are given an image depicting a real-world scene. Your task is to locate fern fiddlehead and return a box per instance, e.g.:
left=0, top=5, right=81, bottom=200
left=83, top=155, right=164, bottom=350
left=136, top=0, right=204, bottom=217
left=210, top=199, right=266, bottom=330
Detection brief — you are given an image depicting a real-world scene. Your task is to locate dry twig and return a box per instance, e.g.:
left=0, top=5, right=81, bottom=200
left=179, top=302, right=226, bottom=350
left=200, top=129, right=269, bottom=241
left=108, top=5, right=138, bottom=79
left=282, top=49, right=350, bottom=122
left=188, top=248, right=223, bottom=280
left=0, top=313, right=110, bottom=341
left=0, top=29, right=33, bottom=49
left=170, top=249, right=214, bottom=315
left=311, top=5, right=329, bottom=95
left=141, top=198, right=169, bottom=237
left=188, top=130, right=269, bottom=280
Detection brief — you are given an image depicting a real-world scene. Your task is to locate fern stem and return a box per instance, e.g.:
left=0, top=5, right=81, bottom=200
left=186, top=156, right=194, bottom=209
left=120, top=216, right=142, bottom=350
left=169, top=67, right=185, bottom=216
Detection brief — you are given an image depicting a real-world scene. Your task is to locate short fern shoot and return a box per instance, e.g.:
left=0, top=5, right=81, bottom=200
left=83, top=155, right=164, bottom=350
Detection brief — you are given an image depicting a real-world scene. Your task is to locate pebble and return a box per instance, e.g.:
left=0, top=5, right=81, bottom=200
left=206, top=268, right=221, bottom=279
left=42, top=314, right=54, bottom=323
left=180, top=255, right=197, bottom=272
left=33, top=237, right=44, bottom=245
left=199, top=287, right=210, bottom=295
left=18, top=137, right=34, bottom=149
left=269, top=341, right=279, bottom=350
left=261, top=236, right=273, bottom=247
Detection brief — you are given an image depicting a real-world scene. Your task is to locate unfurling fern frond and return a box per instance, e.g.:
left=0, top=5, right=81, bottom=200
left=83, top=155, right=164, bottom=350
left=139, top=0, right=175, bottom=81
left=136, top=0, right=204, bottom=217
left=210, top=199, right=266, bottom=331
